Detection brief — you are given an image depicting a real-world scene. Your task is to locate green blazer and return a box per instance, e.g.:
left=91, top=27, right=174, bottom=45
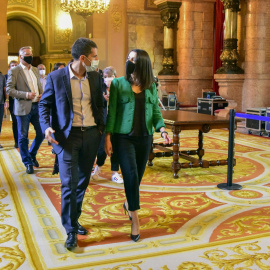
left=105, top=76, right=165, bottom=135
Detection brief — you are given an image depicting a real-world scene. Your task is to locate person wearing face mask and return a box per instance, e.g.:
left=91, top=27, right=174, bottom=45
left=39, top=38, right=104, bottom=251
left=37, top=64, right=47, bottom=90
left=105, top=49, right=171, bottom=242
left=5, top=61, right=19, bottom=148
left=6, top=46, right=44, bottom=174
left=91, top=66, right=123, bottom=184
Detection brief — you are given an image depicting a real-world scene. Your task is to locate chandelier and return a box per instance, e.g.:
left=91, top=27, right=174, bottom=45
left=60, top=0, right=110, bottom=19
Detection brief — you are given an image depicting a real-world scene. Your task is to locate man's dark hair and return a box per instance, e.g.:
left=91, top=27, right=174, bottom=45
left=125, top=49, right=154, bottom=90
left=52, top=62, right=66, bottom=71
left=71, top=38, right=97, bottom=60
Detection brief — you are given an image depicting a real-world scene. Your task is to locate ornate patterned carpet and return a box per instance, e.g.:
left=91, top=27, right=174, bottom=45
left=0, top=120, right=270, bottom=269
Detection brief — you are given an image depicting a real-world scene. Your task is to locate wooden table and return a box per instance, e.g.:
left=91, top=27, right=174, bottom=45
left=148, top=110, right=237, bottom=178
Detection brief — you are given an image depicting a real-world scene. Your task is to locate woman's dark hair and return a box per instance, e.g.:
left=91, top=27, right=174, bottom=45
left=125, top=49, right=154, bottom=90
left=53, top=62, right=66, bottom=71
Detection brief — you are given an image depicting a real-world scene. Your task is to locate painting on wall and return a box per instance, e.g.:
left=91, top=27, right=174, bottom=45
left=144, top=0, right=158, bottom=10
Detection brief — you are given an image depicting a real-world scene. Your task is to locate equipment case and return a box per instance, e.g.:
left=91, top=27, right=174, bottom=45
left=265, top=107, right=270, bottom=132
left=197, top=98, right=228, bottom=115
left=245, top=108, right=266, bottom=133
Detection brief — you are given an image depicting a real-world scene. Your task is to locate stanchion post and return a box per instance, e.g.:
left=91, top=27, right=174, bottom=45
left=217, top=109, right=242, bottom=190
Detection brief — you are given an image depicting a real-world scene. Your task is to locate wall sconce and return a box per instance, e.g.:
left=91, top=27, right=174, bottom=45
left=58, top=12, right=73, bottom=42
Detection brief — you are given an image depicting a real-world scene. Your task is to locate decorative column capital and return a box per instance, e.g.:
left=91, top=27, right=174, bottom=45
left=156, top=1, right=181, bottom=28
left=216, top=38, right=244, bottom=74
left=220, top=0, right=240, bottom=12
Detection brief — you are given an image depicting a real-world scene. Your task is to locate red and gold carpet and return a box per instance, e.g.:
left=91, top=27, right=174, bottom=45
left=0, top=121, right=270, bottom=269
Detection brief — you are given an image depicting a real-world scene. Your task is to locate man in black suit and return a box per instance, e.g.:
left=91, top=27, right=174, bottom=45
left=39, top=38, right=104, bottom=251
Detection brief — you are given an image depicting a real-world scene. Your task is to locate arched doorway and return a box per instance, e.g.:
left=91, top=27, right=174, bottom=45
left=7, top=19, right=42, bottom=66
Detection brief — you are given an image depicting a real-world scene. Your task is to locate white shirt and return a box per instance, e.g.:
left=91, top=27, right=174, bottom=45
left=40, top=76, right=47, bottom=91
left=20, top=63, right=39, bottom=102
left=68, top=64, right=96, bottom=127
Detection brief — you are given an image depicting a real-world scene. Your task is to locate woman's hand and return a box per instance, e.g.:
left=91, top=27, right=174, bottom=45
left=160, top=128, right=172, bottom=144
left=162, top=132, right=172, bottom=144
left=105, top=133, right=113, bottom=157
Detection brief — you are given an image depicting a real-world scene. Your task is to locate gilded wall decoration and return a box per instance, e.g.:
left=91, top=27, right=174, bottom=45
left=144, top=0, right=157, bottom=10
left=111, top=4, right=122, bottom=32
left=7, top=0, right=43, bottom=30
left=8, top=0, right=34, bottom=8
left=55, top=29, right=71, bottom=44
left=51, top=1, right=76, bottom=46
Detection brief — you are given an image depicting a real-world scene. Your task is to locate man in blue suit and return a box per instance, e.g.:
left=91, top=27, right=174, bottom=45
left=39, top=38, right=104, bottom=251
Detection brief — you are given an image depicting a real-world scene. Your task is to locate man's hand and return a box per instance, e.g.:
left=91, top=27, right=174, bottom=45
left=4, top=101, right=9, bottom=110
left=45, top=127, right=59, bottom=145
left=37, top=94, right=42, bottom=102
left=28, top=92, right=36, bottom=100
left=103, top=92, right=109, bottom=102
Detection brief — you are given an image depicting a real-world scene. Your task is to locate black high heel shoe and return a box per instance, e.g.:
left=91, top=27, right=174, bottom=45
left=130, top=233, right=140, bottom=242
left=123, top=203, right=132, bottom=221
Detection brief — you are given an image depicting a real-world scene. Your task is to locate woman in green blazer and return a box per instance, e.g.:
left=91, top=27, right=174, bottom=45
left=105, top=49, right=171, bottom=242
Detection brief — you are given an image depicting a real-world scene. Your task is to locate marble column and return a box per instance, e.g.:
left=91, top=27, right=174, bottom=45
left=0, top=0, right=9, bottom=73
left=216, top=0, right=243, bottom=74
left=214, top=73, right=245, bottom=112
left=242, top=0, right=270, bottom=111
left=155, top=0, right=181, bottom=75
left=177, top=0, right=216, bottom=106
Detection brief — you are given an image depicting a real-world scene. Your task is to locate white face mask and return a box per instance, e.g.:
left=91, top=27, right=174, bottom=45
left=83, top=57, right=99, bottom=72
left=104, top=77, right=114, bottom=88
left=91, top=60, right=99, bottom=70
left=39, top=70, right=46, bottom=76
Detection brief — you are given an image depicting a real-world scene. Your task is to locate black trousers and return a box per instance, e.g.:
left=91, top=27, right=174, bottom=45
left=113, top=134, right=152, bottom=211
left=96, top=133, right=119, bottom=171
left=8, top=98, right=18, bottom=145
left=58, top=126, right=101, bottom=234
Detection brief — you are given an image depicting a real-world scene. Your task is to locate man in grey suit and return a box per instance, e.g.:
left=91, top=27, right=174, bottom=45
left=6, top=46, right=44, bottom=174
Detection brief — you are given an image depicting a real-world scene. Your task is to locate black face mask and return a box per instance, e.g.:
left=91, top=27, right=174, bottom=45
left=125, top=60, right=136, bottom=75
left=23, top=56, right=33, bottom=65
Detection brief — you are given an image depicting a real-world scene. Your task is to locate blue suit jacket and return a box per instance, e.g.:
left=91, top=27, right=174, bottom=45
left=38, top=65, right=104, bottom=154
